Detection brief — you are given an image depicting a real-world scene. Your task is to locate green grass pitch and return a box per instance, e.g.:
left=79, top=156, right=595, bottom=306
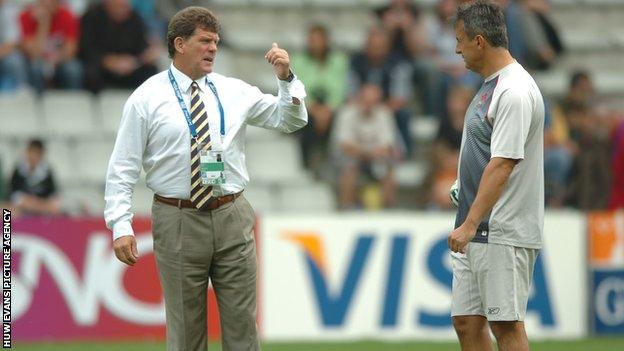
left=13, top=338, right=624, bottom=351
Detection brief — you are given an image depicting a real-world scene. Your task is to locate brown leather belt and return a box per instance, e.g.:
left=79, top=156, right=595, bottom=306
left=154, top=192, right=242, bottom=210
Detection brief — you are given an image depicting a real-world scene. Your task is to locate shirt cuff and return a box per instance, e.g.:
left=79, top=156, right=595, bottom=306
left=277, top=74, right=307, bottom=103
left=112, top=221, right=135, bottom=241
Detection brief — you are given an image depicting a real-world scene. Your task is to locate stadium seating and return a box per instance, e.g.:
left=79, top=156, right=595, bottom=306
left=46, top=139, right=80, bottom=185
left=275, top=182, right=336, bottom=212
left=0, top=139, right=17, bottom=180
left=0, top=91, right=41, bottom=144
left=245, top=137, right=309, bottom=184
left=244, top=184, right=275, bottom=212
left=2, top=0, right=623, bottom=215
left=97, top=90, right=132, bottom=137
left=75, top=139, right=115, bottom=184
left=62, top=183, right=105, bottom=216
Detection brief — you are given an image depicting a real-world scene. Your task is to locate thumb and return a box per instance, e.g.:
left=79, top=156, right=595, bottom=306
left=131, top=238, right=138, bottom=258
left=272, top=42, right=278, bottom=49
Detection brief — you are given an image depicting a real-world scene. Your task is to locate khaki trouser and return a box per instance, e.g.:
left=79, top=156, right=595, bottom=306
left=152, top=195, right=260, bottom=351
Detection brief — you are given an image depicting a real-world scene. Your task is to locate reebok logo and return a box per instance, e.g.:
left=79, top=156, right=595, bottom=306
left=488, top=307, right=500, bottom=315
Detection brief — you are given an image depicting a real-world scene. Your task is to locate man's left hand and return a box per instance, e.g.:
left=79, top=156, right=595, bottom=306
left=448, top=223, right=477, bottom=253
left=265, top=42, right=290, bottom=80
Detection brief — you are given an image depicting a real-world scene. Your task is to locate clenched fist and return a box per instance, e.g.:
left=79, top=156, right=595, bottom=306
left=264, top=42, right=291, bottom=80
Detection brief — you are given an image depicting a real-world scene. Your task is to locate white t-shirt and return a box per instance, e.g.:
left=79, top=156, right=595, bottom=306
left=331, top=104, right=395, bottom=155
left=455, top=62, right=545, bottom=249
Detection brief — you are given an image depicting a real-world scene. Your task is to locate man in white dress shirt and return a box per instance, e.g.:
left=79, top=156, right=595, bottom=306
left=104, top=7, right=307, bottom=351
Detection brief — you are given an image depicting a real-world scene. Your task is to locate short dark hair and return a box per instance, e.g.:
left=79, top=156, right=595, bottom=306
left=454, top=0, right=508, bottom=49
left=570, top=70, right=590, bottom=88
left=28, top=139, right=44, bottom=152
left=308, top=23, right=328, bottom=37
left=167, top=7, right=220, bottom=59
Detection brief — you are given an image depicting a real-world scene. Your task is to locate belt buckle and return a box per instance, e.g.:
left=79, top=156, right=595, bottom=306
left=177, top=199, right=182, bottom=209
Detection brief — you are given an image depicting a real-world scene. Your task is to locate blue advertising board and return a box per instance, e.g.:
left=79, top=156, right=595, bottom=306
left=593, top=269, right=624, bottom=335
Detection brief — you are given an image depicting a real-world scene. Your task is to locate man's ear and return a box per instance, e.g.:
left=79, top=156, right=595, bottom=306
left=475, top=35, right=486, bottom=50
left=174, top=37, right=185, bottom=55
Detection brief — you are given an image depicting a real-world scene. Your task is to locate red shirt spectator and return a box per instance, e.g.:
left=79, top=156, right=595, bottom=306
left=18, top=0, right=82, bottom=92
left=19, top=2, right=79, bottom=48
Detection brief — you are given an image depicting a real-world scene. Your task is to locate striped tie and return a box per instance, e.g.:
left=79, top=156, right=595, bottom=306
left=189, top=81, right=214, bottom=210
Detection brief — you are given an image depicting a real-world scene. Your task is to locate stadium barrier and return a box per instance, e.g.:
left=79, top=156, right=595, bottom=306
left=10, top=211, right=619, bottom=342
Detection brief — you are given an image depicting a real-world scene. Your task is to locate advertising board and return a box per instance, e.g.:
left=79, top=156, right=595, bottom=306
left=261, top=212, right=587, bottom=340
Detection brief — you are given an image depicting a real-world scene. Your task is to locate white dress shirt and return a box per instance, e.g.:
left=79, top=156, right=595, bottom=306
left=104, top=63, right=307, bottom=240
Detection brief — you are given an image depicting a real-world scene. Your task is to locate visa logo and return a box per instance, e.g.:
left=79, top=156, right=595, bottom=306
left=286, top=233, right=555, bottom=328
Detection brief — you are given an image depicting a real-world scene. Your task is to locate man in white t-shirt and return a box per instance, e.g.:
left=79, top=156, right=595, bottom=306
left=447, top=1, right=545, bottom=351
left=332, top=84, right=398, bottom=209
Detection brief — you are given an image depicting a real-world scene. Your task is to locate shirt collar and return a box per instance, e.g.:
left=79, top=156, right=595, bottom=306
left=169, top=63, right=207, bottom=93
left=484, top=61, right=518, bottom=82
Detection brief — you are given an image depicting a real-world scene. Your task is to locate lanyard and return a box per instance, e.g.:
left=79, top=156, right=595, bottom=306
left=168, top=69, right=225, bottom=140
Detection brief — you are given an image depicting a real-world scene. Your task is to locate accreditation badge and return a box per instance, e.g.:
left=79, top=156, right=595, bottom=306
left=199, top=147, right=226, bottom=186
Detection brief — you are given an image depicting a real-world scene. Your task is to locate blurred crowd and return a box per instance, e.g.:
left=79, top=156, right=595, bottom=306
left=1, top=0, right=623, bottom=215
left=0, top=0, right=183, bottom=94
left=291, top=0, right=623, bottom=212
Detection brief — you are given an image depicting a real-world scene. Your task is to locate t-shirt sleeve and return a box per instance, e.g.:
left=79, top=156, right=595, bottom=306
left=19, top=10, right=35, bottom=39
left=60, top=7, right=79, bottom=41
left=490, top=88, right=532, bottom=160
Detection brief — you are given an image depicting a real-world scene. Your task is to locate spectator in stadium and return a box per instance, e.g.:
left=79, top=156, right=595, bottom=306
left=497, top=0, right=527, bottom=67
left=332, top=84, right=398, bottom=209
left=609, top=120, right=624, bottom=209
left=416, top=0, right=481, bottom=118
left=349, top=26, right=413, bottom=156
left=9, top=139, right=61, bottom=216
left=399, top=0, right=438, bottom=118
left=541, top=71, right=591, bottom=207
left=0, top=0, right=27, bottom=92
left=291, top=24, right=348, bottom=179
left=427, top=84, right=473, bottom=209
left=519, top=0, right=563, bottom=70
left=553, top=70, right=614, bottom=210
left=565, top=104, right=612, bottom=210
left=104, top=7, right=307, bottom=351
left=561, top=70, right=594, bottom=111
left=374, top=0, right=422, bottom=61
left=448, top=2, right=545, bottom=351
left=498, top=0, right=560, bottom=70
left=543, top=103, right=574, bottom=208
left=80, top=0, right=159, bottom=93
left=19, top=0, right=82, bottom=93
left=131, top=0, right=165, bottom=40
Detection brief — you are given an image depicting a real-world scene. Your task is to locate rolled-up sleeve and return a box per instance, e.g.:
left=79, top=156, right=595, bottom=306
left=244, top=74, right=308, bottom=133
left=104, top=96, right=147, bottom=240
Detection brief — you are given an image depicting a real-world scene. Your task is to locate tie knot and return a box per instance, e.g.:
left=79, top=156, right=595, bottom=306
left=191, top=81, right=199, bottom=92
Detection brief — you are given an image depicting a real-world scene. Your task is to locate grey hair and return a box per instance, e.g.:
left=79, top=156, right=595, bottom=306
left=453, top=0, right=508, bottom=49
